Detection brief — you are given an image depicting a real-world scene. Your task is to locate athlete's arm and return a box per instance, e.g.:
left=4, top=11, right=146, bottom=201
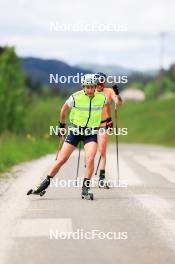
left=59, top=103, right=70, bottom=124
left=106, top=104, right=111, bottom=117
left=111, top=89, right=122, bottom=108
left=59, top=95, right=74, bottom=124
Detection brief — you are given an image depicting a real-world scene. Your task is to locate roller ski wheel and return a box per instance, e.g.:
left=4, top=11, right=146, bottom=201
left=81, top=188, right=94, bottom=200
left=82, top=192, right=94, bottom=200
left=27, top=189, right=33, bottom=195
left=27, top=188, right=46, bottom=197
left=39, top=190, right=46, bottom=196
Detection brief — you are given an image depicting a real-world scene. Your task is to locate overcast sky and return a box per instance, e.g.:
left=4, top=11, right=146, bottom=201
left=0, top=0, right=175, bottom=70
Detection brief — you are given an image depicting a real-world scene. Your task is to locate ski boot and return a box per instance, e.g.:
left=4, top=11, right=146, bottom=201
left=27, top=176, right=51, bottom=196
left=98, top=170, right=110, bottom=189
left=81, top=186, right=94, bottom=200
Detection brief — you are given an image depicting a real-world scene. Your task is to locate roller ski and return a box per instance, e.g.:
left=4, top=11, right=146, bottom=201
left=27, top=188, right=46, bottom=196
left=81, top=186, right=94, bottom=200
left=27, top=176, right=52, bottom=197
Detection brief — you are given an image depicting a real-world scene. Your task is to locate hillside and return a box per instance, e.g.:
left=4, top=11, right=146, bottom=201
left=20, top=57, right=149, bottom=91
left=21, top=57, right=89, bottom=90
left=75, top=63, right=138, bottom=76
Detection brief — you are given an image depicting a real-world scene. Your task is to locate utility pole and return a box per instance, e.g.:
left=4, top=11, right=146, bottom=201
left=160, top=32, right=166, bottom=70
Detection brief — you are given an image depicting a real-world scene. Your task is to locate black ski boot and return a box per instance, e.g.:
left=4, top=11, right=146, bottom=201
left=98, top=170, right=110, bottom=189
left=81, top=178, right=94, bottom=200
left=27, top=176, right=52, bottom=196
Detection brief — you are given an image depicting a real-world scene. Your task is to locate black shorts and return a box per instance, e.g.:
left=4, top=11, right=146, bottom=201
left=65, top=131, right=97, bottom=147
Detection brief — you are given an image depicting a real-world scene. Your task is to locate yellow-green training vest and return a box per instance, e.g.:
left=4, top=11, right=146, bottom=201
left=69, top=90, right=106, bottom=128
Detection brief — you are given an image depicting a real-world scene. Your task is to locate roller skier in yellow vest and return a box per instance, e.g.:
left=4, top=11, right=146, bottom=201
left=27, top=74, right=107, bottom=200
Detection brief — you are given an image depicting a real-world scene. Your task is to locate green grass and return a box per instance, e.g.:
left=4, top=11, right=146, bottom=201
left=111, top=98, right=175, bottom=146
left=0, top=96, right=64, bottom=173
left=0, top=132, right=58, bottom=173
left=25, top=96, right=64, bottom=136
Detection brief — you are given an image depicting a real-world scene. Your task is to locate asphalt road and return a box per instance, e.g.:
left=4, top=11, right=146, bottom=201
left=0, top=144, right=175, bottom=264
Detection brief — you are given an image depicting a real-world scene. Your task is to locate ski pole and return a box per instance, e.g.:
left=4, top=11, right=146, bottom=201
left=55, top=136, right=64, bottom=160
left=112, top=84, right=120, bottom=186
left=75, top=142, right=81, bottom=186
left=114, top=107, right=120, bottom=186
left=95, top=155, right=101, bottom=176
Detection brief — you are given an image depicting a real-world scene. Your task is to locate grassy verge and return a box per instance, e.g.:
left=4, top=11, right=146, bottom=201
left=111, top=97, right=175, bottom=146
left=0, top=132, right=58, bottom=173
left=0, top=96, right=63, bottom=174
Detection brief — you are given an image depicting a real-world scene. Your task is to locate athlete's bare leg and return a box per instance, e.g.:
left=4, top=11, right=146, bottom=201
left=84, top=141, right=97, bottom=179
left=48, top=142, right=76, bottom=177
left=98, top=132, right=108, bottom=170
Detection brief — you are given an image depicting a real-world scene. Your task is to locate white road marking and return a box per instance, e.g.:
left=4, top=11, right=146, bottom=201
left=0, top=155, right=55, bottom=262
left=133, top=152, right=175, bottom=183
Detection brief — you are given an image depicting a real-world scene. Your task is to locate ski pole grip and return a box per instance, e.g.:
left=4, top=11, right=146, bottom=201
left=58, top=122, right=66, bottom=138
left=59, top=122, right=66, bottom=128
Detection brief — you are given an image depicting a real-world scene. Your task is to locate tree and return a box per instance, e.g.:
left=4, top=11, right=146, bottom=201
left=0, top=46, right=27, bottom=133
left=168, top=64, right=175, bottom=82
